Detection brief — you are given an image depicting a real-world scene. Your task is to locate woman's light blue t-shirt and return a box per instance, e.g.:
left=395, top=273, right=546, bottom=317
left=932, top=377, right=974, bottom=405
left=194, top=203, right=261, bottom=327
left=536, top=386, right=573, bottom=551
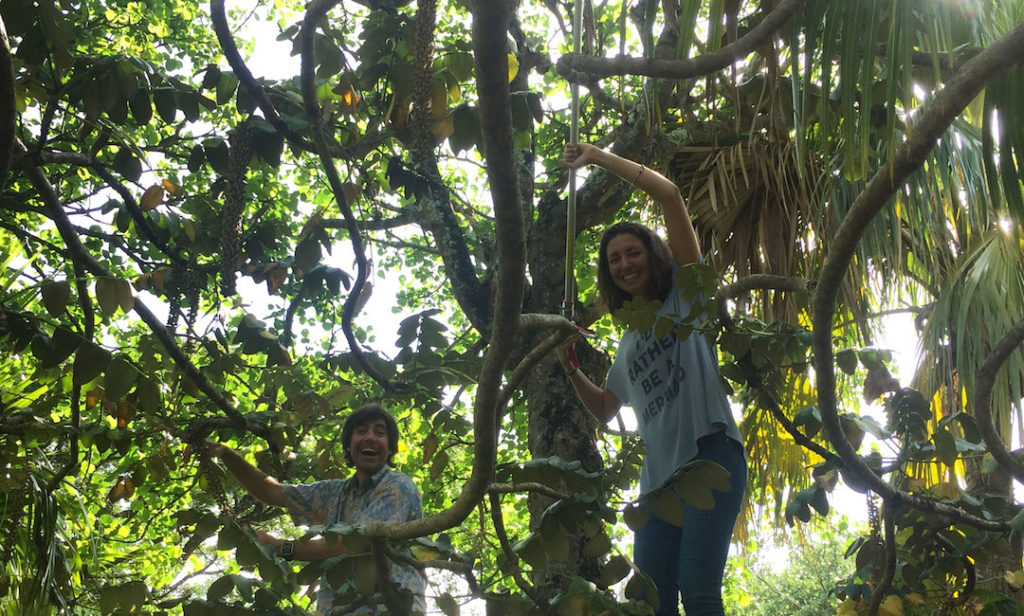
left=606, top=273, right=741, bottom=495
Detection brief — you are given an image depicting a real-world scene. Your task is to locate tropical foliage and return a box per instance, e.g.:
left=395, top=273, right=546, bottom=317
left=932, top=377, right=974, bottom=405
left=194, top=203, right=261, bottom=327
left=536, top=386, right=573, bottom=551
left=724, top=516, right=860, bottom=616
left=2, top=0, right=1024, bottom=615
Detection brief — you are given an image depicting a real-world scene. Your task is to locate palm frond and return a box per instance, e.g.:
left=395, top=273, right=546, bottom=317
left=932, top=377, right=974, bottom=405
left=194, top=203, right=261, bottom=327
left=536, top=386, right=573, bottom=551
left=669, top=137, right=825, bottom=324
left=916, top=229, right=1024, bottom=438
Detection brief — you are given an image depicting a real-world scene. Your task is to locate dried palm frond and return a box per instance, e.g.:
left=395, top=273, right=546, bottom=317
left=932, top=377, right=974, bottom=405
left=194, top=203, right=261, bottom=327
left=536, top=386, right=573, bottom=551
left=666, top=137, right=828, bottom=325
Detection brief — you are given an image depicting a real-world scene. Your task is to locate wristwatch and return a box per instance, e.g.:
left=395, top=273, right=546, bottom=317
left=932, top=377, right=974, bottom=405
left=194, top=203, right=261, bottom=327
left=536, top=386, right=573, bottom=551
left=280, top=540, right=294, bottom=561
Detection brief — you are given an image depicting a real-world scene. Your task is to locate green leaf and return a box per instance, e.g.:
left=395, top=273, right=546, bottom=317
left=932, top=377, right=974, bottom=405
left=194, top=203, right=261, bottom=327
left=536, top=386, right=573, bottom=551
left=445, top=52, right=475, bottom=81
left=73, top=341, right=112, bottom=385
left=229, top=574, right=253, bottom=601
left=179, top=91, right=200, bottom=122
left=187, top=144, right=205, bottom=172
left=252, top=125, right=284, bottom=168
left=653, top=316, right=674, bottom=340
left=955, top=413, right=983, bottom=443
left=513, top=528, right=569, bottom=568
left=622, top=502, right=648, bottom=531
left=201, top=65, right=221, bottom=90
left=647, top=488, right=685, bottom=527
left=718, top=331, right=750, bottom=358
left=182, top=600, right=213, bottom=616
left=112, top=148, right=143, bottom=183
left=145, top=453, right=170, bottom=481
left=42, top=326, right=82, bottom=368
left=236, top=83, right=257, bottom=115
left=206, top=575, right=234, bottom=602
left=835, top=348, right=858, bottom=374
left=784, top=493, right=811, bottom=525
left=234, top=531, right=268, bottom=569
left=449, top=105, right=481, bottom=154
left=793, top=405, right=822, bottom=438
left=429, top=448, right=449, bottom=480
left=581, top=531, right=612, bottom=558
left=217, top=73, right=239, bottom=105
left=674, top=323, right=694, bottom=342
left=624, top=572, right=658, bottom=609
left=104, top=356, right=139, bottom=401
left=857, top=347, right=891, bottom=370
left=153, top=87, right=177, bottom=123
left=325, top=553, right=376, bottom=596
left=933, top=428, right=958, bottom=468
left=436, top=592, right=460, bottom=616
left=1009, top=509, right=1024, bottom=534
left=297, top=560, right=323, bottom=585
left=135, top=377, right=161, bottom=413
left=204, top=138, right=230, bottom=175
left=117, top=581, right=149, bottom=611
left=95, top=277, right=120, bottom=316
left=41, top=279, right=71, bottom=317
left=96, top=277, right=134, bottom=316
left=254, top=587, right=279, bottom=609
left=182, top=513, right=221, bottom=558
left=99, top=586, right=120, bottom=614
left=129, top=89, right=153, bottom=125
left=809, top=486, right=830, bottom=516
left=597, top=555, right=631, bottom=588
left=106, top=98, right=128, bottom=124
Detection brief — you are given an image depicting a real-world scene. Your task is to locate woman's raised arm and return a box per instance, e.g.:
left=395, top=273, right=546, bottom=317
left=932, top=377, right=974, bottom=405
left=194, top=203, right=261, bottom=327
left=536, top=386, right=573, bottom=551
left=562, top=143, right=700, bottom=265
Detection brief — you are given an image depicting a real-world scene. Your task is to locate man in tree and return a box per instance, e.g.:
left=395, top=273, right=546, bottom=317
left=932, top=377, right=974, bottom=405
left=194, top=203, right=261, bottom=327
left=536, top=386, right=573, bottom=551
left=203, top=403, right=426, bottom=615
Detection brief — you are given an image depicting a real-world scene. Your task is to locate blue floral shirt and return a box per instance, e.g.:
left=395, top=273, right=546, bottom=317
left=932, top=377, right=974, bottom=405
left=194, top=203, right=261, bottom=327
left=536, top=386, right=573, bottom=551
left=282, top=467, right=425, bottom=615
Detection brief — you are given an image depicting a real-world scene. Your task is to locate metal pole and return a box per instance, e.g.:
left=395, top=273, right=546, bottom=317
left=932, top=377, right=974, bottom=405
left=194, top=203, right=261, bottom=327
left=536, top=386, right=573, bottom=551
left=563, top=0, right=585, bottom=321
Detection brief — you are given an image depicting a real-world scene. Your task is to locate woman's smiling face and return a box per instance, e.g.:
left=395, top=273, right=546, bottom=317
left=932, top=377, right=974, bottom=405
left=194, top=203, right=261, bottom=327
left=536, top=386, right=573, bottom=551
left=605, top=232, right=651, bottom=299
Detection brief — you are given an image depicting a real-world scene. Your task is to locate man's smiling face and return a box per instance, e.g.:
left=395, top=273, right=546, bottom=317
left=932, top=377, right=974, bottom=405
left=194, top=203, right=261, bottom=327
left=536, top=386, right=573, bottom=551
left=347, top=418, right=392, bottom=483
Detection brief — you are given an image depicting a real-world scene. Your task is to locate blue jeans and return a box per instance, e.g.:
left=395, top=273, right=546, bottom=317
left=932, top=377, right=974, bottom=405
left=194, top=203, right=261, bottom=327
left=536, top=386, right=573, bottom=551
left=633, top=430, right=747, bottom=616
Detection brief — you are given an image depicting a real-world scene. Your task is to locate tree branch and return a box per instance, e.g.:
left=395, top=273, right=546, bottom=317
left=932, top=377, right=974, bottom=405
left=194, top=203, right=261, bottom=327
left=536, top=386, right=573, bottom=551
left=867, top=497, right=898, bottom=616
left=811, top=24, right=1024, bottom=529
left=717, top=274, right=812, bottom=300
left=973, top=318, right=1024, bottom=484
left=0, top=15, right=14, bottom=190
left=15, top=139, right=250, bottom=431
left=382, top=544, right=479, bottom=593
left=499, top=314, right=576, bottom=412
left=46, top=260, right=92, bottom=491
left=715, top=278, right=842, bottom=466
left=209, top=0, right=317, bottom=153
left=10, top=149, right=95, bottom=168
left=488, top=491, right=547, bottom=609
left=93, top=165, right=189, bottom=266
left=298, top=0, right=406, bottom=394
left=488, top=481, right=576, bottom=502
left=556, top=0, right=807, bottom=81
left=321, top=210, right=416, bottom=232
left=351, top=0, right=525, bottom=545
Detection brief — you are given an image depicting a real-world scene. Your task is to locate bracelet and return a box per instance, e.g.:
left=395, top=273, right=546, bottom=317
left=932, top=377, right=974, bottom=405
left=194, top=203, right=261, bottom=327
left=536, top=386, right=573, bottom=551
left=565, top=366, right=578, bottom=376
left=631, top=163, right=645, bottom=185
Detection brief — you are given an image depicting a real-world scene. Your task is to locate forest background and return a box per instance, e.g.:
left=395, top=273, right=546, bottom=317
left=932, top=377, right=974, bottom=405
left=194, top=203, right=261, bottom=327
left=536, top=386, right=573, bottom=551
left=3, top=0, right=1024, bottom=615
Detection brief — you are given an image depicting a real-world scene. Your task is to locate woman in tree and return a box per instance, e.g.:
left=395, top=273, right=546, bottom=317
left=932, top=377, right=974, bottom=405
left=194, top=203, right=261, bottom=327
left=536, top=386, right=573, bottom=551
left=557, top=143, right=746, bottom=616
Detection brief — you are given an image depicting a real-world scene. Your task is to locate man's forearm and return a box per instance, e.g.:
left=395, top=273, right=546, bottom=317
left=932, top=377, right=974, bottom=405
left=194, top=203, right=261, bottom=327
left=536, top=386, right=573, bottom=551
left=260, top=533, right=347, bottom=561
left=213, top=444, right=286, bottom=508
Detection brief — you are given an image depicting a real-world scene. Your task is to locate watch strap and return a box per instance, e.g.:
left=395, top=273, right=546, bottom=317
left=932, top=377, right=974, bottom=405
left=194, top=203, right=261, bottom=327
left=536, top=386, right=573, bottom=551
left=280, top=540, right=294, bottom=561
